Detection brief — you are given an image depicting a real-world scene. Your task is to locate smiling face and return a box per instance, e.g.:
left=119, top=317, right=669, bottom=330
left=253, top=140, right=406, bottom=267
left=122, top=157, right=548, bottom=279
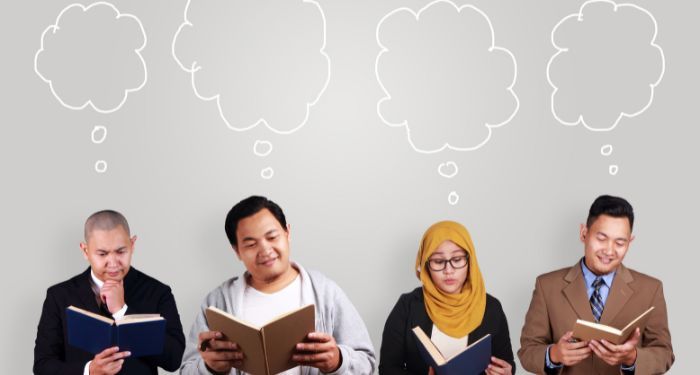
left=80, top=226, right=135, bottom=282
left=234, top=208, right=296, bottom=291
left=427, top=240, right=469, bottom=294
left=581, top=214, right=634, bottom=275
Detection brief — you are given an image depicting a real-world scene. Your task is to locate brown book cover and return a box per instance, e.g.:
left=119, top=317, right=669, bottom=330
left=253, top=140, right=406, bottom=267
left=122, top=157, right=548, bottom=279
left=572, top=306, right=654, bottom=344
left=205, top=304, right=315, bottom=375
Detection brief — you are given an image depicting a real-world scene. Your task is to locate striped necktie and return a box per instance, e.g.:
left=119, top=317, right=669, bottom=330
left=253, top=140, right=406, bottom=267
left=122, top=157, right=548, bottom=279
left=590, top=277, right=605, bottom=322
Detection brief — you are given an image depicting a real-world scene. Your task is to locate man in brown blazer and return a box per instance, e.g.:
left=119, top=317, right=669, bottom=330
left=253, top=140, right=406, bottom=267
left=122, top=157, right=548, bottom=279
left=518, top=195, right=674, bottom=374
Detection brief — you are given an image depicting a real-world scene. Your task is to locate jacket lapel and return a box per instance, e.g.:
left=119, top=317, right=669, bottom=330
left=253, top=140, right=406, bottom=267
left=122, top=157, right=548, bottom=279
left=77, top=268, right=102, bottom=314
left=599, top=264, right=634, bottom=325
left=562, top=263, right=596, bottom=321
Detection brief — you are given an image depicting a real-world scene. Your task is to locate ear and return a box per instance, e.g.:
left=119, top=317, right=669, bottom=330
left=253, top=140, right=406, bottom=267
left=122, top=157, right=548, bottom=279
left=232, top=245, right=241, bottom=260
left=579, top=223, right=587, bottom=243
left=629, top=234, right=635, bottom=244
left=80, top=242, right=89, bottom=261
left=285, top=223, right=291, bottom=241
left=130, top=235, right=138, bottom=251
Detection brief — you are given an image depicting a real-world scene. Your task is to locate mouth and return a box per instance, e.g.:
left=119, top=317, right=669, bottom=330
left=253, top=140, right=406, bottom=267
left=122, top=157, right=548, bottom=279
left=597, top=255, right=614, bottom=265
left=443, top=279, right=458, bottom=285
left=106, top=271, right=121, bottom=278
left=258, top=258, right=278, bottom=267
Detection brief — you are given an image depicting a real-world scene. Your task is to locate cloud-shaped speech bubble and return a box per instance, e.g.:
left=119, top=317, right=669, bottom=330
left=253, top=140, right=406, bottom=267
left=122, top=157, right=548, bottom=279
left=547, top=0, right=665, bottom=131
left=172, top=0, right=330, bottom=135
left=376, top=0, right=519, bottom=154
left=34, top=2, right=147, bottom=114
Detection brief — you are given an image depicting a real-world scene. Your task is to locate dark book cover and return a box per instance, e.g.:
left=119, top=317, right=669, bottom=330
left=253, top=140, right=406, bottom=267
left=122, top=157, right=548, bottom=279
left=66, top=306, right=166, bottom=357
left=413, top=326, right=491, bottom=375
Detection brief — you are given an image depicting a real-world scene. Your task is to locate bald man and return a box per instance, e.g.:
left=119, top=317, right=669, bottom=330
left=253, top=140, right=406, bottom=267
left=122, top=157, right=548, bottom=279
left=34, top=210, right=185, bottom=375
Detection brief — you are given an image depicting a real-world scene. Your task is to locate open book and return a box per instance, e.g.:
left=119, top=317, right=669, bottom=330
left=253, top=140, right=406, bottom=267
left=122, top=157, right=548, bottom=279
left=205, top=304, right=315, bottom=375
left=412, top=326, right=491, bottom=375
left=66, top=305, right=166, bottom=357
left=572, top=306, right=654, bottom=344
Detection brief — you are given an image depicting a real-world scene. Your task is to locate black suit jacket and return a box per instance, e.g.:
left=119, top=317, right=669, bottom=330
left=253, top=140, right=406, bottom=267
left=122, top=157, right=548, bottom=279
left=33, top=267, right=186, bottom=374
left=379, top=287, right=516, bottom=374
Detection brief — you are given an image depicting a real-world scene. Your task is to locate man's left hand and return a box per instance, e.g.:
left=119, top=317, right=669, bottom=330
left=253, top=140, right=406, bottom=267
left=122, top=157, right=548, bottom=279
left=589, top=327, right=640, bottom=367
left=292, top=332, right=341, bottom=373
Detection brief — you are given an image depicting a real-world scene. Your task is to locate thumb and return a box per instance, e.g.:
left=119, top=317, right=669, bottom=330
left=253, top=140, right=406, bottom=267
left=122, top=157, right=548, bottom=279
left=628, top=327, right=641, bottom=345
left=561, top=331, right=573, bottom=342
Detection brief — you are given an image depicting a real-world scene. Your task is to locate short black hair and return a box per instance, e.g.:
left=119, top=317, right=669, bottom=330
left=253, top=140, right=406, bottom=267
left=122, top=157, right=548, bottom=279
left=84, top=210, right=130, bottom=240
left=586, top=195, right=634, bottom=230
left=224, top=196, right=287, bottom=247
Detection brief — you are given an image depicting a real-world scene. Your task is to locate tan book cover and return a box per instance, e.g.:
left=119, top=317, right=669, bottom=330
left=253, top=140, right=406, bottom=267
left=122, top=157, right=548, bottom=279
left=572, top=306, right=654, bottom=344
left=205, top=304, right=315, bottom=375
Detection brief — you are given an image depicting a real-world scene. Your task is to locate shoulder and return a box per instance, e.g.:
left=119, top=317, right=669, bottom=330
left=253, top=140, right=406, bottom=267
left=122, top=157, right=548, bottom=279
left=533, top=266, right=572, bottom=289
left=624, top=265, right=663, bottom=288
left=305, top=268, right=344, bottom=294
left=202, top=276, right=242, bottom=306
left=127, top=268, right=173, bottom=293
left=46, top=270, right=88, bottom=295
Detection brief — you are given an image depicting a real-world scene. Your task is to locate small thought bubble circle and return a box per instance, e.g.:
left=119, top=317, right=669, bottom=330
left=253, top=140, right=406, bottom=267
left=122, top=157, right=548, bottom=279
left=448, top=191, right=459, bottom=205
left=437, top=161, right=459, bottom=179
left=253, top=140, right=273, bottom=157
left=609, top=165, right=619, bottom=176
left=601, top=144, right=613, bottom=156
left=95, top=160, right=107, bottom=173
left=91, top=125, right=107, bottom=144
left=261, top=167, right=274, bottom=179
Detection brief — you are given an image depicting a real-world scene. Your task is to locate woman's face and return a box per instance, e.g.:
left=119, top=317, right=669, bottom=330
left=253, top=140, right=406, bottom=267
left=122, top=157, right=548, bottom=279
left=427, top=240, right=469, bottom=294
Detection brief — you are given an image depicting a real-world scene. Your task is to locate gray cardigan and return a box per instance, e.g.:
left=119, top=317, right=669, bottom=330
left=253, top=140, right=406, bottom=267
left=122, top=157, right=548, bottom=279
left=180, top=263, right=376, bottom=375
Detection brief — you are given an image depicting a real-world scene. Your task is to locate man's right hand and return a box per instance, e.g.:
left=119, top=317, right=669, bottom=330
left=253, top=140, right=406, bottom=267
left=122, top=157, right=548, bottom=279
left=89, top=346, right=130, bottom=375
left=549, top=331, right=592, bottom=366
left=198, top=331, right=244, bottom=373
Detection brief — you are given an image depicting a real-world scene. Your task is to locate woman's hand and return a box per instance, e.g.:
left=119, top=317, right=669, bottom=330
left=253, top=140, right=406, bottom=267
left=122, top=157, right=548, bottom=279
left=485, top=356, right=512, bottom=375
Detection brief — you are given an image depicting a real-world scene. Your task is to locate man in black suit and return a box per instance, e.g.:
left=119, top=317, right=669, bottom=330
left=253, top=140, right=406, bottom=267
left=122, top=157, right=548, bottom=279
left=33, top=210, right=185, bottom=374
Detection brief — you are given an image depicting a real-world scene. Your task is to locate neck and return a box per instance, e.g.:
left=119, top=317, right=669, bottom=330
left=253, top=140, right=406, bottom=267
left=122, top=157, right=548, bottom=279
left=249, top=265, right=299, bottom=293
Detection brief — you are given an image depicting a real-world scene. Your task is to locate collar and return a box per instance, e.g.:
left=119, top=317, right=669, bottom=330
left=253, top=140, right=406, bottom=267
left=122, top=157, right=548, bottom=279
left=580, top=258, right=616, bottom=288
left=90, top=269, right=105, bottom=289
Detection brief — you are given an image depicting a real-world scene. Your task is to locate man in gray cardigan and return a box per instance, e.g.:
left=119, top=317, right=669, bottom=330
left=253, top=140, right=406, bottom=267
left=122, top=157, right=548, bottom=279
left=180, top=196, right=376, bottom=375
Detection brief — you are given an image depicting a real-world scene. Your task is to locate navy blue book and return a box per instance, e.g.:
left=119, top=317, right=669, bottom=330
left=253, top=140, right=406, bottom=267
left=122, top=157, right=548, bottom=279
left=412, top=326, right=491, bottom=375
left=66, top=305, right=166, bottom=357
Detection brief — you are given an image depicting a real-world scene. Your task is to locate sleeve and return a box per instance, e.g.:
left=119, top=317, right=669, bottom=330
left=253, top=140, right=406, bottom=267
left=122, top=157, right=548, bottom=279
left=323, top=285, right=377, bottom=375
left=633, top=281, right=674, bottom=373
left=179, top=295, right=237, bottom=375
left=142, top=285, right=186, bottom=372
left=517, top=276, right=560, bottom=375
left=490, top=298, right=516, bottom=373
left=378, top=295, right=421, bottom=375
left=33, top=288, right=87, bottom=375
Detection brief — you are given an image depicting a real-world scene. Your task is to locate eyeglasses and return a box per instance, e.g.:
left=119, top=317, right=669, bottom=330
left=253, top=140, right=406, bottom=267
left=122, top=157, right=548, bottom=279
left=425, top=254, right=469, bottom=272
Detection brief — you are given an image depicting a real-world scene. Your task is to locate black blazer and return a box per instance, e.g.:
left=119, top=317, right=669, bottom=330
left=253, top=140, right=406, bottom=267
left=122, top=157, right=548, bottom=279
left=33, top=267, right=186, bottom=374
left=379, top=287, right=516, bottom=375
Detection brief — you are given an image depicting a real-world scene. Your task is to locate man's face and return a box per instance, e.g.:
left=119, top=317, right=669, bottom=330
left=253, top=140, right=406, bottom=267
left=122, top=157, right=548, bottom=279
left=235, top=208, right=292, bottom=284
left=581, top=214, right=634, bottom=275
left=80, top=226, right=135, bottom=282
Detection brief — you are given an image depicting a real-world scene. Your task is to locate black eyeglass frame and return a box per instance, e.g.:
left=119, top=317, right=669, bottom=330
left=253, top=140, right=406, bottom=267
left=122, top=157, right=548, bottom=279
left=425, top=254, right=469, bottom=272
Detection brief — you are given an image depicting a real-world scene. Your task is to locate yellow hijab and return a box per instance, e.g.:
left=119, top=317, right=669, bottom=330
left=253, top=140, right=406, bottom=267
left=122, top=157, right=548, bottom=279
left=415, top=221, right=486, bottom=337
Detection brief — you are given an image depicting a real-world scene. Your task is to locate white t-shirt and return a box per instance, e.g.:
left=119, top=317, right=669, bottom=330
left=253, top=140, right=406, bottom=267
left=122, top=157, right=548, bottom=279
left=431, top=324, right=469, bottom=360
left=240, top=275, right=303, bottom=375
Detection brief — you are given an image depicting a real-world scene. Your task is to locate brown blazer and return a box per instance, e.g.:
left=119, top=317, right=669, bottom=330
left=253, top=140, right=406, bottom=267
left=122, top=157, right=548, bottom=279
left=518, top=262, right=674, bottom=375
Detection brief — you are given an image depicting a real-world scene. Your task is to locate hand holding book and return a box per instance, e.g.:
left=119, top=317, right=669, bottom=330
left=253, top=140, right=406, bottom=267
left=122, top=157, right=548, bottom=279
left=588, top=327, right=640, bottom=367
left=292, top=332, right=341, bottom=373
left=198, top=330, right=245, bottom=374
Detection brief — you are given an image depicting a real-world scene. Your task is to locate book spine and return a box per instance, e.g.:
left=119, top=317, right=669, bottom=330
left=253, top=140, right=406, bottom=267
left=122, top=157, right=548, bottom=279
left=112, top=325, right=119, bottom=349
left=261, top=328, right=270, bottom=375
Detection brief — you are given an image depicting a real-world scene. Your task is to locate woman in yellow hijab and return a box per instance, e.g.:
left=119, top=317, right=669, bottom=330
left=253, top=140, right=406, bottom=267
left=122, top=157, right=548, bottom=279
left=379, top=221, right=515, bottom=375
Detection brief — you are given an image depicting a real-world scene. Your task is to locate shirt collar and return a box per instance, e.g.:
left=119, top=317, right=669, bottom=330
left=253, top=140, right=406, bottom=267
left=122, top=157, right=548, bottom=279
left=580, top=258, right=616, bottom=288
left=90, top=269, right=104, bottom=289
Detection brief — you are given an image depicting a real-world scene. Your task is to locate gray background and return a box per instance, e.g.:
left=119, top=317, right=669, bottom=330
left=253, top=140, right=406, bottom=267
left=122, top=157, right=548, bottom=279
left=2, top=0, right=697, bottom=373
